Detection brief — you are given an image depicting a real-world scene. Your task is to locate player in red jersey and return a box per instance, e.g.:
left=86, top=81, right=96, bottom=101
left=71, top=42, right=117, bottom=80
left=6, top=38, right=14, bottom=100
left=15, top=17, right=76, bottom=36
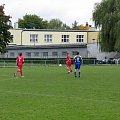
left=14, top=53, right=25, bottom=77
left=66, top=53, right=72, bottom=74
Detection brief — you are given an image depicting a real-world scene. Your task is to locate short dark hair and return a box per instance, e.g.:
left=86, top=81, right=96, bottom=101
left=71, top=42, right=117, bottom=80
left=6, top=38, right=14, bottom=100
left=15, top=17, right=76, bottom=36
left=19, top=53, right=22, bottom=56
left=77, top=52, right=79, bottom=55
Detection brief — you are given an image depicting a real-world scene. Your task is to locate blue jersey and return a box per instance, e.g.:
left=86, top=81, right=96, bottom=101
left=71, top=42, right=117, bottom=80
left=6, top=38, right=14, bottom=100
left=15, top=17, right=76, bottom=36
left=74, top=55, right=82, bottom=69
left=74, top=55, right=82, bottom=64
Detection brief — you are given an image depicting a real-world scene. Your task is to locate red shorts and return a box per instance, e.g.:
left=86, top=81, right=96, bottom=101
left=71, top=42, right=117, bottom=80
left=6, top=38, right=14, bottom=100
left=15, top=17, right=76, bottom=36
left=66, top=61, right=71, bottom=67
left=17, top=63, right=23, bottom=69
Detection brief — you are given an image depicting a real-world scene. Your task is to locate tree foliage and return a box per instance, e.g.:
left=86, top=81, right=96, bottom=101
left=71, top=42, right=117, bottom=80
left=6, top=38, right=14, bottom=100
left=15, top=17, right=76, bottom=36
left=79, top=24, right=89, bottom=30
left=18, top=15, right=70, bottom=30
left=0, top=5, right=13, bottom=53
left=47, top=18, right=70, bottom=30
left=93, top=0, right=120, bottom=52
left=72, top=21, right=90, bottom=30
left=72, top=20, right=79, bottom=30
left=18, top=14, right=48, bottom=29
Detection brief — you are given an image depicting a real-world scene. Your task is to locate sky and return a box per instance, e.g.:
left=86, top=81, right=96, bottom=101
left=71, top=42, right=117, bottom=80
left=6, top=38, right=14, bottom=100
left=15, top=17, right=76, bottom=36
left=0, top=0, right=102, bottom=27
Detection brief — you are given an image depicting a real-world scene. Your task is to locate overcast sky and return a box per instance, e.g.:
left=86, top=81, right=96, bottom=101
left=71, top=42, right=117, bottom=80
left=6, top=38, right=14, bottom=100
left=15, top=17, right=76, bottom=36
left=0, top=0, right=102, bottom=27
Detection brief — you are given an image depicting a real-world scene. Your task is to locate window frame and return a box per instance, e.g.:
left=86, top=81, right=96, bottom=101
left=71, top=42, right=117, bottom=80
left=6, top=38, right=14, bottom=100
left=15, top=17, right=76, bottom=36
left=44, top=34, right=52, bottom=43
left=30, top=34, right=38, bottom=43
left=61, top=35, right=69, bottom=43
left=76, top=35, right=84, bottom=43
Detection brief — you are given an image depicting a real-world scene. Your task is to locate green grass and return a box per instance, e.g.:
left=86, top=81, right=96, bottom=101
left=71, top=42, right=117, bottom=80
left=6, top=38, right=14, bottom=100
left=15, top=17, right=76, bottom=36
left=0, top=65, right=120, bottom=120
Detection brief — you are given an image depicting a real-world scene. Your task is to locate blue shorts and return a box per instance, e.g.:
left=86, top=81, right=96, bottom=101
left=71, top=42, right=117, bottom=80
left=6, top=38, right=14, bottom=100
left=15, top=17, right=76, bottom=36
left=75, top=63, right=81, bottom=70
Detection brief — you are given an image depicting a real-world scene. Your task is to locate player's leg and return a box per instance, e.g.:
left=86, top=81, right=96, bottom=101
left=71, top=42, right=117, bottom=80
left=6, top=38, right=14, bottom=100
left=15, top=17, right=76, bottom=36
left=66, top=61, right=72, bottom=74
left=74, top=64, right=77, bottom=77
left=19, top=68, right=22, bottom=76
left=15, top=64, right=24, bottom=77
left=74, top=69, right=77, bottom=77
left=15, top=68, right=20, bottom=76
left=68, top=67, right=71, bottom=73
left=69, top=67, right=72, bottom=73
left=19, top=66, right=24, bottom=77
left=78, top=64, right=81, bottom=77
left=14, top=63, right=21, bottom=77
left=69, top=62, right=72, bottom=73
left=66, top=65, right=69, bottom=73
left=78, top=69, right=80, bottom=77
left=68, top=66, right=72, bottom=73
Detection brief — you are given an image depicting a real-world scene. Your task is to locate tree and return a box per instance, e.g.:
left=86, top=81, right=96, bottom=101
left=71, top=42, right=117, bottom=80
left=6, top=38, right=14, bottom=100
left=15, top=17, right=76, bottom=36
left=48, top=18, right=70, bottom=30
left=62, top=23, right=71, bottom=30
left=79, top=24, right=89, bottom=30
left=72, top=20, right=79, bottom=30
left=93, top=0, right=120, bottom=52
left=18, top=14, right=48, bottom=29
left=72, top=21, right=90, bottom=30
left=0, top=5, right=13, bottom=53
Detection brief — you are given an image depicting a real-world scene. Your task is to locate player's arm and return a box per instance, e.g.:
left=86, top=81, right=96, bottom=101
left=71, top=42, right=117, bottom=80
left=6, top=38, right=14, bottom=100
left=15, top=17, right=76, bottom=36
left=80, top=56, right=82, bottom=64
left=22, top=57, right=24, bottom=63
left=73, top=56, right=76, bottom=63
left=22, top=57, right=25, bottom=64
left=16, top=57, right=18, bottom=66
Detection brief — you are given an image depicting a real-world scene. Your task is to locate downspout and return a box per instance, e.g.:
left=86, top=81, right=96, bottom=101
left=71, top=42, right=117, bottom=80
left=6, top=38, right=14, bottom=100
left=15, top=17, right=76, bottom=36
left=87, top=31, right=88, bottom=44
left=21, top=29, right=24, bottom=45
left=87, top=31, right=89, bottom=58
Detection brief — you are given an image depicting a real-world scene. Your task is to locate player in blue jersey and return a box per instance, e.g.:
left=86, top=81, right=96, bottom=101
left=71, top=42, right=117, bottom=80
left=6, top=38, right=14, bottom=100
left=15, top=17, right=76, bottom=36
left=74, top=52, right=82, bottom=78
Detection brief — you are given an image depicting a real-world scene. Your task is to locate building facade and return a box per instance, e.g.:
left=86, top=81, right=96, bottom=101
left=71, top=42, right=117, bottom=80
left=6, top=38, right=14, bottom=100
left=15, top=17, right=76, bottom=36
left=4, top=29, right=99, bottom=58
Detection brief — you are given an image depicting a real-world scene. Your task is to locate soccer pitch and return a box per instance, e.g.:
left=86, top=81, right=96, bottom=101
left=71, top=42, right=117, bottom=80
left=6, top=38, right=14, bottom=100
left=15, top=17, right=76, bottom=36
left=0, top=65, right=120, bottom=120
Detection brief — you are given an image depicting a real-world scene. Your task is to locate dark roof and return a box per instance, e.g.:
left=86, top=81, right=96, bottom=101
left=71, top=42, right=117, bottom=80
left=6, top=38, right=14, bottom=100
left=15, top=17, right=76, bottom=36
left=7, top=43, right=87, bottom=50
left=10, top=28, right=99, bottom=32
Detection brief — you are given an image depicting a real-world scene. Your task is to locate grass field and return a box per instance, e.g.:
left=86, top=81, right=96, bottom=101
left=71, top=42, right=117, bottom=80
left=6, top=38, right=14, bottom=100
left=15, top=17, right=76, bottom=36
left=0, top=65, right=120, bottom=120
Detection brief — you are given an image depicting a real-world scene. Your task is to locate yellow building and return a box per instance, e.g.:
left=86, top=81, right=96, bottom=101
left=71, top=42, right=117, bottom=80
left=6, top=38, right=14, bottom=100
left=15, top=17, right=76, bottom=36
left=5, top=29, right=99, bottom=58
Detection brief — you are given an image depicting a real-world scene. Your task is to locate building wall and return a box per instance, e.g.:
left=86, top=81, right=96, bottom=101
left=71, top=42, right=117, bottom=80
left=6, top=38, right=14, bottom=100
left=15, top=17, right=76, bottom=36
left=87, top=32, right=116, bottom=60
left=7, top=29, right=99, bottom=59
left=87, top=31, right=99, bottom=44
left=9, top=29, right=22, bottom=45
left=87, top=43, right=116, bottom=60
left=9, top=29, right=88, bottom=45
left=6, top=47, right=87, bottom=58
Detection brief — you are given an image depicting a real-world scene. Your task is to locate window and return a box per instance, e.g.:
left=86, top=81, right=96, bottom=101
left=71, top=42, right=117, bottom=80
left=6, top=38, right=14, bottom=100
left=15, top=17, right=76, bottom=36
left=76, top=35, right=84, bottom=42
left=43, top=52, right=48, bottom=57
left=62, top=51, right=67, bottom=56
left=92, top=39, right=96, bottom=43
left=26, top=52, right=31, bottom=57
left=10, top=52, right=14, bottom=57
left=52, top=52, right=58, bottom=56
left=61, top=35, right=69, bottom=42
left=30, top=34, right=38, bottom=43
left=44, top=34, right=52, bottom=42
left=34, top=52, right=39, bottom=57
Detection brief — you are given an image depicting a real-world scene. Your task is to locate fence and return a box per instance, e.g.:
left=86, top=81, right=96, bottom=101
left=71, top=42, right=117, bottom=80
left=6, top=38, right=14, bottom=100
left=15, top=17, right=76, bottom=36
left=0, top=59, right=63, bottom=67
left=0, top=59, right=99, bottom=67
left=1, top=58, right=120, bottom=67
